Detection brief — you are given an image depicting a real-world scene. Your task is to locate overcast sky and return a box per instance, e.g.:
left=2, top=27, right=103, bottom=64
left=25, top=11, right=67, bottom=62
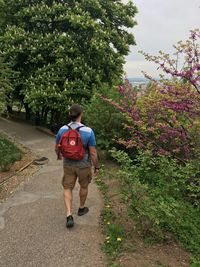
left=123, top=0, right=200, bottom=78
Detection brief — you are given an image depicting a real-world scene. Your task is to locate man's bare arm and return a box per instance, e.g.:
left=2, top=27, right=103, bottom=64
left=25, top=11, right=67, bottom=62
left=89, top=146, right=99, bottom=171
left=55, top=144, right=62, bottom=160
left=55, top=144, right=59, bottom=155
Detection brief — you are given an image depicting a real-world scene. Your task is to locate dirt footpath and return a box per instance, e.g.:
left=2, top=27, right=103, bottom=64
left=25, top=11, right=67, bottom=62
left=0, top=118, right=106, bottom=267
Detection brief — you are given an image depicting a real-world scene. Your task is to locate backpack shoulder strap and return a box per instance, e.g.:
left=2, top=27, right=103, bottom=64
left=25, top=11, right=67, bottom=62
left=76, top=125, right=84, bottom=132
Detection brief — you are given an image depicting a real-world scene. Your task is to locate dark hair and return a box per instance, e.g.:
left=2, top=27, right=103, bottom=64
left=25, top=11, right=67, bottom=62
left=69, top=104, right=83, bottom=121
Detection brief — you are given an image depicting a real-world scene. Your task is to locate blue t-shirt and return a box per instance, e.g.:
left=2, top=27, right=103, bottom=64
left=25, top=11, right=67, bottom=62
left=56, top=122, right=96, bottom=168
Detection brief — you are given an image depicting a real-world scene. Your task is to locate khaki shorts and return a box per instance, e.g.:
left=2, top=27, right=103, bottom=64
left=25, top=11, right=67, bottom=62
left=62, top=166, right=92, bottom=189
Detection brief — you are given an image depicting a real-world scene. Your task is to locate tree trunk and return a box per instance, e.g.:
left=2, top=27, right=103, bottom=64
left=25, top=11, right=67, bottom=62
left=35, top=111, right=41, bottom=125
left=24, top=104, right=31, bottom=120
left=6, top=104, right=12, bottom=114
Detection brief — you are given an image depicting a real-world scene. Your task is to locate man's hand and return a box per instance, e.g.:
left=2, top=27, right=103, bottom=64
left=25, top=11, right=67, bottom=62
left=55, top=144, right=62, bottom=160
left=57, top=153, right=62, bottom=160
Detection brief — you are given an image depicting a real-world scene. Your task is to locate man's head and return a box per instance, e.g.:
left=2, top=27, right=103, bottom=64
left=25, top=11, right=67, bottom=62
left=69, top=104, right=83, bottom=122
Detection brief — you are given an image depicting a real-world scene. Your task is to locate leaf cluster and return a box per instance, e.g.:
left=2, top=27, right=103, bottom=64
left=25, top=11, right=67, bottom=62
left=0, top=56, right=15, bottom=114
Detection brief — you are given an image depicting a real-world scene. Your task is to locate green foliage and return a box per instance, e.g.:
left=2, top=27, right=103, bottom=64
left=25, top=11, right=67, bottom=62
left=190, top=258, right=200, bottom=267
left=84, top=86, right=128, bottom=150
left=0, top=135, right=22, bottom=171
left=111, top=148, right=200, bottom=262
left=0, top=0, right=137, bottom=123
left=102, top=222, right=125, bottom=260
left=0, top=56, right=14, bottom=114
left=95, top=169, right=125, bottom=265
left=101, top=31, right=200, bottom=161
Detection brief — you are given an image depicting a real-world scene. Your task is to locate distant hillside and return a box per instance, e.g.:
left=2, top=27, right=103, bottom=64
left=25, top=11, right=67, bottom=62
left=128, top=77, right=148, bottom=85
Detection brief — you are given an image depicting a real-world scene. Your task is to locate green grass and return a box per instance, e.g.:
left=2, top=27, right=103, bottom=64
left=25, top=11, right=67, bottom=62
left=0, top=135, right=22, bottom=171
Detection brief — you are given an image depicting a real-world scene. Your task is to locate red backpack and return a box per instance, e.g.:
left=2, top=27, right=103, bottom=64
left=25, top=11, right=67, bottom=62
left=58, top=125, right=85, bottom=160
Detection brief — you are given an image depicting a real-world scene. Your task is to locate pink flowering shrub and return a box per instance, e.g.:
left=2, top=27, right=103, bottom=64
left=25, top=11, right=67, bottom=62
left=100, top=30, right=200, bottom=161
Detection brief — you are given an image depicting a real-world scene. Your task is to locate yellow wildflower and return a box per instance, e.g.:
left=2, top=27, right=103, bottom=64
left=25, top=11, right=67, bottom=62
left=117, top=237, right=122, bottom=242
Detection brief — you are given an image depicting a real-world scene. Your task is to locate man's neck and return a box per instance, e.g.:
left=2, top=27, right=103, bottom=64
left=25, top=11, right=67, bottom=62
left=74, top=119, right=81, bottom=123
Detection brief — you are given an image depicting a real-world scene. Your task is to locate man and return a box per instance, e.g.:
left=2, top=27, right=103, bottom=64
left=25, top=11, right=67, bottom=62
left=55, top=104, right=99, bottom=228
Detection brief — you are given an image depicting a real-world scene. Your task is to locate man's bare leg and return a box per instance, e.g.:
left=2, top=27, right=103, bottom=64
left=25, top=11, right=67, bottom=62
left=79, top=186, right=88, bottom=208
left=78, top=186, right=89, bottom=216
left=64, top=189, right=73, bottom=216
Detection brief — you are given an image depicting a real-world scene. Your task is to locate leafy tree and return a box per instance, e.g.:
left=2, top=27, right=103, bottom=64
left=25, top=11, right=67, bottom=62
left=141, top=29, right=200, bottom=93
left=101, top=30, right=200, bottom=161
left=0, top=56, right=14, bottom=114
left=0, top=0, right=137, bottom=124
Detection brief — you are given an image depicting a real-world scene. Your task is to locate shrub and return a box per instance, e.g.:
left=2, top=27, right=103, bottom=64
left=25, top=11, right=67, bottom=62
left=0, top=135, right=22, bottom=171
left=100, top=30, right=200, bottom=161
left=111, top=148, right=200, bottom=262
left=83, top=86, right=128, bottom=150
left=96, top=28, right=200, bottom=265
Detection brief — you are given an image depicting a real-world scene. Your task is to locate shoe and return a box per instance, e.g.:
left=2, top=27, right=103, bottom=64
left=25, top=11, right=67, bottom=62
left=66, top=215, right=74, bottom=228
left=78, top=207, right=89, bottom=216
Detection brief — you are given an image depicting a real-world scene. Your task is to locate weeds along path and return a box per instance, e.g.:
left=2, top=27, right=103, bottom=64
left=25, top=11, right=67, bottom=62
left=0, top=118, right=105, bottom=267
left=98, top=162, right=191, bottom=267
